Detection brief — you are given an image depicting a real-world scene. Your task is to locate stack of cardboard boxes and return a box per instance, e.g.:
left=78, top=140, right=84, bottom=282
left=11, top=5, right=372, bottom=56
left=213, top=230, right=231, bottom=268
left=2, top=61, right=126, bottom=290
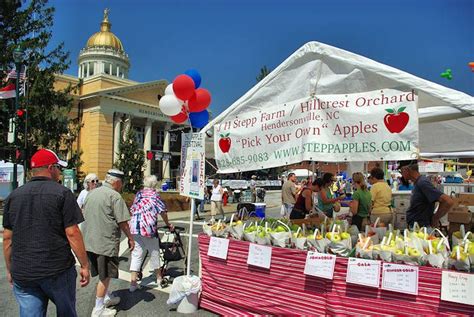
left=448, top=193, right=474, bottom=236
left=393, top=191, right=411, bottom=229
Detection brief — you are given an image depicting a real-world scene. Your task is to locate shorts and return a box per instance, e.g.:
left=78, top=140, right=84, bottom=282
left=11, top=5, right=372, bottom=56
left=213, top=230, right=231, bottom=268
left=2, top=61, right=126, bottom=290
left=87, top=252, right=119, bottom=281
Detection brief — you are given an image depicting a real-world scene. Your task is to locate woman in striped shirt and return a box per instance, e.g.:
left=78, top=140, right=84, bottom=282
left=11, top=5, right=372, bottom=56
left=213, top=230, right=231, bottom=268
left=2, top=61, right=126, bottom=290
left=128, top=175, right=174, bottom=292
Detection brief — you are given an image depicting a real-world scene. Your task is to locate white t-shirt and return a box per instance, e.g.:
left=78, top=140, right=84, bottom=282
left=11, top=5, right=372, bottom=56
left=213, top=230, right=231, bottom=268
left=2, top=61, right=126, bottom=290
left=211, top=185, right=223, bottom=201
left=76, top=189, right=89, bottom=208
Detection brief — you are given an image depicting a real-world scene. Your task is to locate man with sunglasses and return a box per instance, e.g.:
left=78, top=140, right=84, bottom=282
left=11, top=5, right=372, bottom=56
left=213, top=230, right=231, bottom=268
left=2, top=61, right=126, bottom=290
left=3, top=149, right=89, bottom=317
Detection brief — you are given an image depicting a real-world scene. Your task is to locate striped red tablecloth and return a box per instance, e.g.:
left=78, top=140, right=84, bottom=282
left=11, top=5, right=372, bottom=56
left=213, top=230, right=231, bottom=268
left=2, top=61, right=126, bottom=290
left=198, top=234, right=473, bottom=316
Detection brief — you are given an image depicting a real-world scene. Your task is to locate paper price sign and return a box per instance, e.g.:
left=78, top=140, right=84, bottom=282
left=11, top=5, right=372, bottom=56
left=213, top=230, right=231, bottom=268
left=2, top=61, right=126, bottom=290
left=247, top=243, right=272, bottom=269
left=441, top=271, right=474, bottom=306
left=207, top=237, right=230, bottom=260
left=304, top=251, right=336, bottom=280
left=346, top=258, right=381, bottom=288
left=382, top=263, right=419, bottom=295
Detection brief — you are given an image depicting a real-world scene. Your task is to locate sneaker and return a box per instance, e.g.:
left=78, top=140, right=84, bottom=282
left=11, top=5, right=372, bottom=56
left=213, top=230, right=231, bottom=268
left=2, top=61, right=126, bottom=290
left=129, top=283, right=141, bottom=292
left=104, top=294, right=120, bottom=307
left=91, top=306, right=117, bottom=317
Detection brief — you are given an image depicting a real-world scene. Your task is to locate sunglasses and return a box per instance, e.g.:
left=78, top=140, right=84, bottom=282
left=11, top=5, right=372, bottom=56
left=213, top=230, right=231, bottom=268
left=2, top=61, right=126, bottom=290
left=50, top=164, right=64, bottom=171
left=90, top=180, right=99, bottom=184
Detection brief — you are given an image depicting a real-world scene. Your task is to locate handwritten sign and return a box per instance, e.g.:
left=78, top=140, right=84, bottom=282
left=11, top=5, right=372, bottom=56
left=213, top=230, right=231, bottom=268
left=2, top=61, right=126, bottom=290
left=304, top=251, right=336, bottom=280
left=382, top=263, right=419, bottom=295
left=346, top=258, right=381, bottom=288
left=441, top=271, right=474, bottom=306
left=207, top=237, right=230, bottom=260
left=247, top=243, right=272, bottom=269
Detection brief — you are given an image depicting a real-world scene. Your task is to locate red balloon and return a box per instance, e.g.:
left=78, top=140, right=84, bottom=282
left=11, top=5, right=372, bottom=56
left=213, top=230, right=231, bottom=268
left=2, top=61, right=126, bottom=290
left=188, top=88, right=212, bottom=112
left=170, top=106, right=188, bottom=123
left=173, top=74, right=195, bottom=101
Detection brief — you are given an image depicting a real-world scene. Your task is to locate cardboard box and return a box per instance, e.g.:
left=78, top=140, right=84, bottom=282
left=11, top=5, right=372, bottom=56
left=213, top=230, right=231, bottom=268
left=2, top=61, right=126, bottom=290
left=395, top=213, right=407, bottom=229
left=448, top=206, right=472, bottom=224
left=448, top=222, right=472, bottom=236
left=456, top=193, right=474, bottom=206
left=394, top=199, right=410, bottom=212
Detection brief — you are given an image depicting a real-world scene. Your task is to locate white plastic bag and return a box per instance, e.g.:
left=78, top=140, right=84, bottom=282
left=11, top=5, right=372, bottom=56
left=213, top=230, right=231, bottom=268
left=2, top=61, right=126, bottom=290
left=167, top=275, right=202, bottom=305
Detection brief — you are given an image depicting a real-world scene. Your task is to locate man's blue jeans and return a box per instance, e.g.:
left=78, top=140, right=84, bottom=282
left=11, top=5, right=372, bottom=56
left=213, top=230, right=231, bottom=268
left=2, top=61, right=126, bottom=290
left=12, top=265, right=77, bottom=317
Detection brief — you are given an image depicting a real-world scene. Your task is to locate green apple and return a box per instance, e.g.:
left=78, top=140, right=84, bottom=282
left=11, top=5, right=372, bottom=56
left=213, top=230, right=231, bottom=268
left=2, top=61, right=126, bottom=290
left=408, top=248, right=421, bottom=257
left=453, top=231, right=462, bottom=239
left=235, top=220, right=243, bottom=226
left=416, top=232, right=425, bottom=239
left=340, top=232, right=350, bottom=240
left=331, top=234, right=341, bottom=242
left=290, top=224, right=300, bottom=231
left=467, top=244, right=474, bottom=255
left=258, top=231, right=266, bottom=238
left=275, top=225, right=286, bottom=233
left=395, top=249, right=404, bottom=255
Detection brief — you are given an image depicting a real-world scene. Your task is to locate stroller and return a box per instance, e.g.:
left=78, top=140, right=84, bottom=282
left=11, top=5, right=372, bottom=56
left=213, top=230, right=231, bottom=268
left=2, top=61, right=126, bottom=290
left=138, top=226, right=187, bottom=288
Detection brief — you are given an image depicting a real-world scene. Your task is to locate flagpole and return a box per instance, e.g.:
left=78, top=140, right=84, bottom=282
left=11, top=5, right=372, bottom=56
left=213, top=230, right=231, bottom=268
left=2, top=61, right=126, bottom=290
left=12, top=63, right=20, bottom=189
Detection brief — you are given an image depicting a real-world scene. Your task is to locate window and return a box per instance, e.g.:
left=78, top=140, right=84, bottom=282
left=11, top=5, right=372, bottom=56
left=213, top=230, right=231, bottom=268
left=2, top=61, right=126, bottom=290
left=134, top=126, right=144, bottom=147
left=157, top=130, right=164, bottom=146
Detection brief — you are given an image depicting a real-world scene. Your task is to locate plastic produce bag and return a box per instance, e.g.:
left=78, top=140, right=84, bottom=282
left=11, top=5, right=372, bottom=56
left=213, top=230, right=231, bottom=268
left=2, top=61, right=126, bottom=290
left=243, top=221, right=258, bottom=243
left=356, top=234, right=373, bottom=259
left=269, top=220, right=291, bottom=248
left=167, top=275, right=202, bottom=305
left=307, top=227, right=330, bottom=253
left=228, top=214, right=244, bottom=240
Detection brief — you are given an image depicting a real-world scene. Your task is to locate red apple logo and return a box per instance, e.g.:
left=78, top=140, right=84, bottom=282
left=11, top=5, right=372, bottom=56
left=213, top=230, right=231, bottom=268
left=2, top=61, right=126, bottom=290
left=219, top=133, right=231, bottom=153
left=384, top=106, right=409, bottom=133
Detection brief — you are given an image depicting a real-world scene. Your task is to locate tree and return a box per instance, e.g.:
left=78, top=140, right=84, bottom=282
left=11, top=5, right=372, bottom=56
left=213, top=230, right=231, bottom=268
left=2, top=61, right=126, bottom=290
left=114, top=126, right=145, bottom=193
left=256, top=65, right=271, bottom=82
left=0, top=0, right=80, bottom=168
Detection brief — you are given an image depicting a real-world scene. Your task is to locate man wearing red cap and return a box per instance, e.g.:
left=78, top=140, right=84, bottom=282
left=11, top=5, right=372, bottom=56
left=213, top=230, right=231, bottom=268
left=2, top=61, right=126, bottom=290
left=2, top=149, right=89, bottom=317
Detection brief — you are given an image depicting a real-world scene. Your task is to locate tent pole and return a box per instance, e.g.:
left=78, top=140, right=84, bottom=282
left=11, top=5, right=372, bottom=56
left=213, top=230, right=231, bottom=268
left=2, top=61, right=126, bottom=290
left=186, top=198, right=195, bottom=276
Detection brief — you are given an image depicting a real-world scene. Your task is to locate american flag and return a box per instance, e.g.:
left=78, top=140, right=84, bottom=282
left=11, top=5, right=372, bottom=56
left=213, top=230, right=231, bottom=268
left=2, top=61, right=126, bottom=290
left=3, top=66, right=28, bottom=96
left=5, top=66, right=27, bottom=80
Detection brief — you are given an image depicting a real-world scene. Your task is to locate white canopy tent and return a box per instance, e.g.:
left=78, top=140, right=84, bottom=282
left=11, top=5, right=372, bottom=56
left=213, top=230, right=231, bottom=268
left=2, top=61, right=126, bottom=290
left=203, top=41, right=473, bottom=160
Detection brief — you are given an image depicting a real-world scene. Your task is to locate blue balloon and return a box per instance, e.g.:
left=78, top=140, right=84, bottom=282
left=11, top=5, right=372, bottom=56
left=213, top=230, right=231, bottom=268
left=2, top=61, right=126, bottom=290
left=184, top=69, right=201, bottom=88
left=189, top=110, right=209, bottom=129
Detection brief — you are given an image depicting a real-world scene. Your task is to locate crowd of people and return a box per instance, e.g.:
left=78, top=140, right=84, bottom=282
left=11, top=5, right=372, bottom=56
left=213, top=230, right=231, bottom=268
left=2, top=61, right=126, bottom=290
left=2, top=148, right=456, bottom=316
left=3, top=149, right=174, bottom=317
left=281, top=163, right=454, bottom=232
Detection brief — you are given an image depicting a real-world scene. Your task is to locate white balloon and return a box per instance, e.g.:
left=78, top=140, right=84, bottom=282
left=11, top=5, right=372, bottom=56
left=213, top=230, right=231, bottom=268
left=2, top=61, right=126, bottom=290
left=160, top=94, right=182, bottom=116
left=165, top=83, right=174, bottom=95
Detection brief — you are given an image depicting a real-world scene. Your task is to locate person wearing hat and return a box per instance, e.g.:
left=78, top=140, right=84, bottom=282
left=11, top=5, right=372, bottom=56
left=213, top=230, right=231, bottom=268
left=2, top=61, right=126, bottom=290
left=401, top=162, right=454, bottom=229
left=2, top=149, right=89, bottom=316
left=82, top=169, right=134, bottom=317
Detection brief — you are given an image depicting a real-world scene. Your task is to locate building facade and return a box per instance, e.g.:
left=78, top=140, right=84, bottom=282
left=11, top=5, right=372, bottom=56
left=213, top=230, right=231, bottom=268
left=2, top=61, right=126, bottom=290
left=55, top=10, right=183, bottom=182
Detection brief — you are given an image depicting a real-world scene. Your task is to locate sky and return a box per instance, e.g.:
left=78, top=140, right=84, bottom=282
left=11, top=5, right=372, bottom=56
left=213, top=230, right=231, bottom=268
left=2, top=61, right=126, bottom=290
left=48, top=0, right=473, bottom=116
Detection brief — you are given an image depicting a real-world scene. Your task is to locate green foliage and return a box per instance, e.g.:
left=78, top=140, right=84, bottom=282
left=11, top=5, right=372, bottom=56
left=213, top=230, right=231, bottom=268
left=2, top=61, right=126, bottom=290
left=256, top=65, right=271, bottom=82
left=0, top=0, right=79, bottom=166
left=114, top=127, right=145, bottom=193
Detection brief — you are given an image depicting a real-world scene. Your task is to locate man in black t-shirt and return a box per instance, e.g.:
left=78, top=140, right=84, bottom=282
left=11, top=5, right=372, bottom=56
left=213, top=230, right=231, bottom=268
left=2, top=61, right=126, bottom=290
left=401, top=162, right=454, bottom=228
left=2, top=149, right=90, bottom=317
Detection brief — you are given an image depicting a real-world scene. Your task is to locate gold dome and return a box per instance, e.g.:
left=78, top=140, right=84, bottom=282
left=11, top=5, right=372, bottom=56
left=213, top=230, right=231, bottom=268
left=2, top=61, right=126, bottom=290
left=86, top=9, right=124, bottom=51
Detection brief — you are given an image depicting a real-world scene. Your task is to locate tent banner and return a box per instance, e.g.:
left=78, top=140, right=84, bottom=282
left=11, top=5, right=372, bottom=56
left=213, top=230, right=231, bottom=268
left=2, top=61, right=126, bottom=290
left=180, top=132, right=205, bottom=199
left=214, top=89, right=419, bottom=173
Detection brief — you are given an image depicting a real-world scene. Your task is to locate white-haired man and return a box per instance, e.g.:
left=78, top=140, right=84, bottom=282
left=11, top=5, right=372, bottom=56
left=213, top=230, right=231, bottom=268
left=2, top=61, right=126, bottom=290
left=83, top=169, right=134, bottom=317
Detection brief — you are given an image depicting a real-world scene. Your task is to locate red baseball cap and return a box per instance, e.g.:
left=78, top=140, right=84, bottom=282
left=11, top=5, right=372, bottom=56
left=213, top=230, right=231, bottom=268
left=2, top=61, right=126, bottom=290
left=30, top=149, right=68, bottom=169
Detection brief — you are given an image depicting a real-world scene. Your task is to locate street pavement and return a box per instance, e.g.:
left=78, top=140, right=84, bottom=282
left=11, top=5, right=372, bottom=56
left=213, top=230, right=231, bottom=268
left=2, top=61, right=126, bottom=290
left=0, top=190, right=282, bottom=316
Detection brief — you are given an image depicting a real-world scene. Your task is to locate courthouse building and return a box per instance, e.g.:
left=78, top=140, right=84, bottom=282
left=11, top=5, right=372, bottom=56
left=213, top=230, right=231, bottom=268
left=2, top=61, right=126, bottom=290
left=54, top=10, right=183, bottom=181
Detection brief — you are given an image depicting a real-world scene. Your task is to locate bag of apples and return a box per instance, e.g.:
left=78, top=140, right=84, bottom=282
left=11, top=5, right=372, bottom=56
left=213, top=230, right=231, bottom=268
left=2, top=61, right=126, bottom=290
left=372, top=233, right=399, bottom=263
left=370, top=217, right=387, bottom=241
left=290, top=226, right=307, bottom=250
left=452, top=225, right=471, bottom=246
left=365, top=225, right=380, bottom=245
left=243, top=221, right=259, bottom=243
left=254, top=222, right=272, bottom=246
left=447, top=242, right=471, bottom=272
left=327, top=224, right=352, bottom=257
left=228, top=214, right=245, bottom=240
left=269, top=220, right=292, bottom=248
left=422, top=237, right=450, bottom=269
left=356, top=233, right=374, bottom=259
left=307, top=226, right=331, bottom=253
left=392, top=229, right=425, bottom=265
